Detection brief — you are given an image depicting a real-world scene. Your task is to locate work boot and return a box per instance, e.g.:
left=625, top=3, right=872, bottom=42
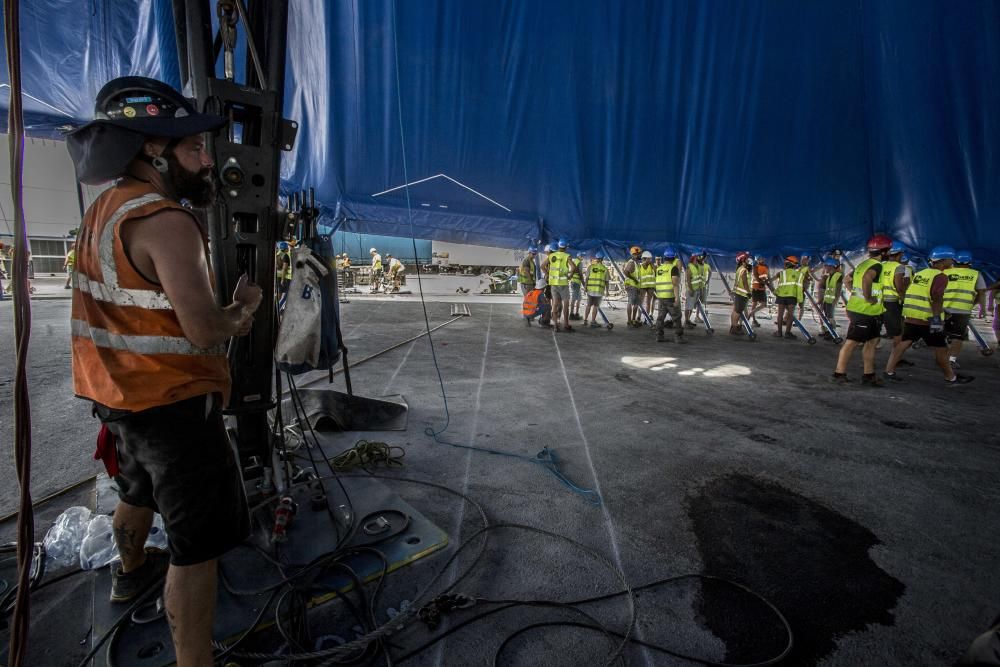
left=685, top=320, right=696, bottom=329
left=884, top=371, right=904, bottom=382
left=945, top=374, right=974, bottom=385
left=656, top=332, right=666, bottom=342
left=675, top=335, right=687, bottom=344
left=861, top=373, right=884, bottom=387
left=665, top=320, right=674, bottom=329
left=784, top=332, right=797, bottom=340
left=110, top=548, right=170, bottom=603
left=829, top=372, right=851, bottom=384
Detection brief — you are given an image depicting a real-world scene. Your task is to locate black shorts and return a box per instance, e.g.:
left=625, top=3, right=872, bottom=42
left=902, top=322, right=947, bottom=347
left=945, top=313, right=970, bottom=341
left=846, top=312, right=883, bottom=342
left=96, top=394, right=250, bottom=566
left=775, top=295, right=797, bottom=306
left=733, top=294, right=749, bottom=311
left=751, top=291, right=767, bottom=304
left=883, top=301, right=903, bottom=337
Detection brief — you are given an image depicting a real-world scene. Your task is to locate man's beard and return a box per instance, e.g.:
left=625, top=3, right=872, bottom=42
left=165, top=152, right=216, bottom=208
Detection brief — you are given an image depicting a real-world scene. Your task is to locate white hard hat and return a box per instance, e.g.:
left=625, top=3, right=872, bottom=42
left=641, top=250, right=653, bottom=259
left=543, top=244, right=553, bottom=253
left=535, top=279, right=546, bottom=290
left=370, top=247, right=377, bottom=253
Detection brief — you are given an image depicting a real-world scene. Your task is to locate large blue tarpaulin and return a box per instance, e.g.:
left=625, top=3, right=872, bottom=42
left=2, top=0, right=998, bottom=263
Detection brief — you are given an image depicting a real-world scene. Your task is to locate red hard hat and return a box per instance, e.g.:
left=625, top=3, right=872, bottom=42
left=866, top=234, right=893, bottom=252
left=735, top=251, right=749, bottom=263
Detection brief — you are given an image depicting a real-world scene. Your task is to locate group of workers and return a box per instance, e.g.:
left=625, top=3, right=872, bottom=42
left=367, top=247, right=405, bottom=292
left=518, top=241, right=714, bottom=343
left=518, top=235, right=997, bottom=385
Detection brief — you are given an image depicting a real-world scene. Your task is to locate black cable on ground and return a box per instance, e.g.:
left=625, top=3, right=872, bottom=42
left=3, top=0, right=37, bottom=663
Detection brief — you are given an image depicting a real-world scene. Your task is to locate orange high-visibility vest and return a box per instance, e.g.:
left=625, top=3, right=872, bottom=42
left=71, top=179, right=231, bottom=411
left=522, top=289, right=543, bottom=316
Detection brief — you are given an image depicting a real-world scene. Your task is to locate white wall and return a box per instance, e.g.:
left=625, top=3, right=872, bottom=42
left=0, top=135, right=85, bottom=240
left=431, top=240, right=525, bottom=267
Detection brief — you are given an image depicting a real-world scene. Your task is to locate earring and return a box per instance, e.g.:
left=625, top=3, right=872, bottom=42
left=151, top=156, right=169, bottom=173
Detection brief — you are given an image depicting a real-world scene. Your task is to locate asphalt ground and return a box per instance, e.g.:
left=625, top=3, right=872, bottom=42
left=1, top=290, right=998, bottom=666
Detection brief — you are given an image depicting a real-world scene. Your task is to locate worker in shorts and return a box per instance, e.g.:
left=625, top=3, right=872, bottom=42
left=832, top=234, right=891, bottom=385
left=654, top=247, right=685, bottom=343
left=684, top=250, right=709, bottom=328
left=772, top=256, right=801, bottom=338
left=386, top=253, right=405, bottom=292
left=880, top=241, right=911, bottom=354
left=369, top=247, right=383, bottom=293
left=518, top=247, right=538, bottom=295
left=730, top=251, right=752, bottom=335
left=623, top=246, right=643, bottom=327
left=749, top=256, right=770, bottom=327
left=584, top=252, right=609, bottom=328
left=541, top=239, right=575, bottom=332
left=569, top=251, right=586, bottom=320
left=944, top=250, right=987, bottom=368
left=885, top=246, right=973, bottom=384
left=637, top=250, right=657, bottom=322
left=820, top=256, right=844, bottom=338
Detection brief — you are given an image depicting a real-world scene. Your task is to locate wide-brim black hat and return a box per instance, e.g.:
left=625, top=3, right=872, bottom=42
left=65, top=76, right=226, bottom=184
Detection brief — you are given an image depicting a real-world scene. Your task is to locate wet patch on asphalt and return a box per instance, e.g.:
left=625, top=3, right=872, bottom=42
left=688, top=473, right=905, bottom=665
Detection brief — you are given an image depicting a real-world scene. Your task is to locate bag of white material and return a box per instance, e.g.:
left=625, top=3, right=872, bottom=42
left=42, top=506, right=92, bottom=569
left=79, top=512, right=169, bottom=570
left=275, top=246, right=330, bottom=370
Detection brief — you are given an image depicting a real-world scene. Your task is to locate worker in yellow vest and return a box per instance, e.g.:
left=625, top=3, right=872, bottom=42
left=623, top=246, right=643, bottom=327
left=880, top=241, right=911, bottom=350
left=64, top=241, right=77, bottom=289
left=569, top=251, right=586, bottom=320
left=654, top=247, right=686, bottom=343
left=369, top=247, right=383, bottom=293
left=820, top=256, right=844, bottom=339
left=517, top=247, right=538, bottom=296
left=773, top=256, right=802, bottom=338
left=541, top=239, right=576, bottom=332
left=730, top=251, right=752, bottom=335
left=943, top=250, right=987, bottom=368
left=637, top=250, right=657, bottom=321
left=832, top=234, right=891, bottom=385
left=884, top=246, right=973, bottom=384
left=684, top=251, right=709, bottom=328
left=584, top=252, right=609, bottom=328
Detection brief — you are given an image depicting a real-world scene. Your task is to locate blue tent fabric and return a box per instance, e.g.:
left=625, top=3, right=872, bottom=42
left=3, top=0, right=999, bottom=263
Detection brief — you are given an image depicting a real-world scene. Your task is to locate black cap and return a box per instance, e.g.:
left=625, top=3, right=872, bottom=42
left=65, top=77, right=226, bottom=184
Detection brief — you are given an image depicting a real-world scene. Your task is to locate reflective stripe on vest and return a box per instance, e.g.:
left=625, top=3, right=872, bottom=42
left=521, top=289, right=542, bottom=316
left=548, top=251, right=571, bottom=285
left=570, top=264, right=583, bottom=285
left=71, top=319, right=222, bottom=356
left=775, top=268, right=800, bottom=298
left=942, top=267, right=979, bottom=312
left=71, top=183, right=231, bottom=412
left=846, top=258, right=884, bottom=316
left=824, top=271, right=842, bottom=303
left=902, top=268, right=942, bottom=322
left=624, top=259, right=640, bottom=287
left=518, top=258, right=535, bottom=284
left=638, top=263, right=656, bottom=289
left=881, top=260, right=901, bottom=301
left=733, top=266, right=751, bottom=297
left=688, top=262, right=707, bottom=289
left=654, top=261, right=678, bottom=299
left=586, top=263, right=608, bottom=292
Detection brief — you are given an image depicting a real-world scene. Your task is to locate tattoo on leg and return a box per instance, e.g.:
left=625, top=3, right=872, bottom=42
left=164, top=581, right=179, bottom=639
left=114, top=527, right=139, bottom=559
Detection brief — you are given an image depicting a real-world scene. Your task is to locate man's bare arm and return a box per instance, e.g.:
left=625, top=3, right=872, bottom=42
left=124, top=210, right=260, bottom=348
